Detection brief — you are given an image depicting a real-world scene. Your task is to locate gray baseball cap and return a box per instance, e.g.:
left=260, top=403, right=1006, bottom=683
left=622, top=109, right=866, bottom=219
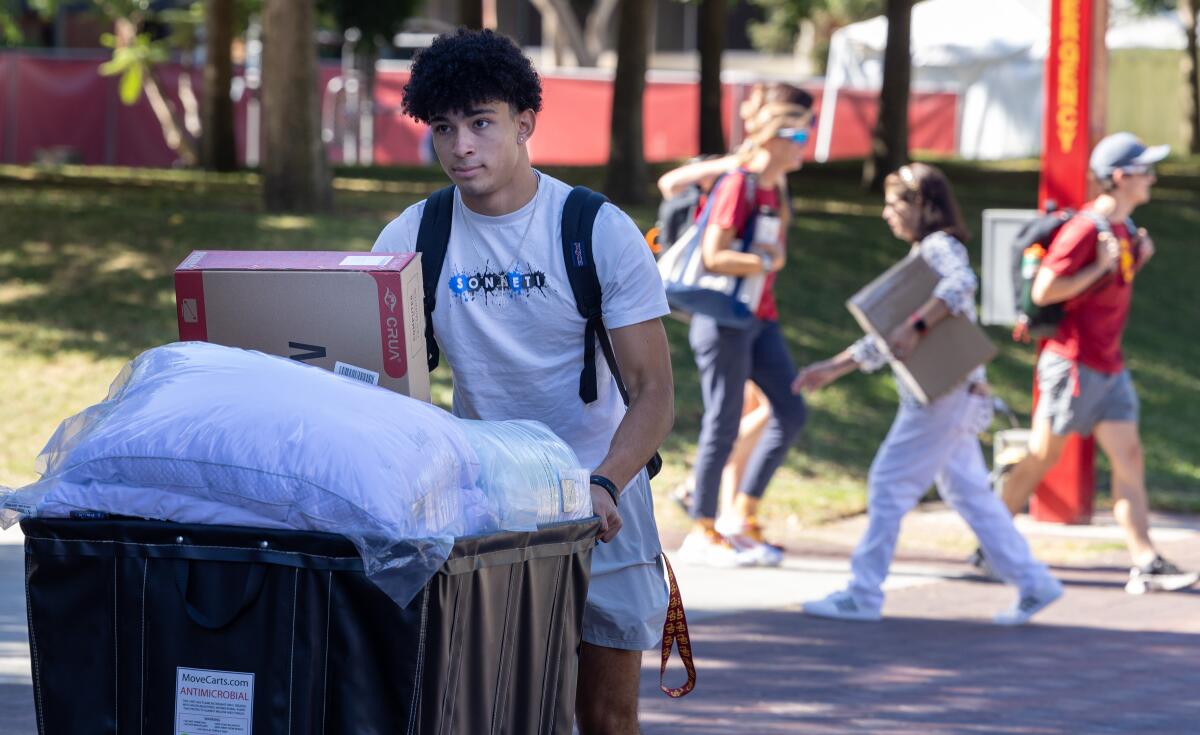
left=1089, top=132, right=1169, bottom=179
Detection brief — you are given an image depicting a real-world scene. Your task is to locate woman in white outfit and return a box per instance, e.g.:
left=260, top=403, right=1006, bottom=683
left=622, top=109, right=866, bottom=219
left=793, top=163, right=1063, bottom=625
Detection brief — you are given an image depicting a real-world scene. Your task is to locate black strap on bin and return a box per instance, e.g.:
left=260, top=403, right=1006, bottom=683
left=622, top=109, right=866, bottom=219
left=173, top=561, right=268, bottom=631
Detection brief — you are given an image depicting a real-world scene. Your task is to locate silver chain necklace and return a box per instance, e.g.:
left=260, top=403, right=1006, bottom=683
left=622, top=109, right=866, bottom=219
left=455, top=171, right=542, bottom=276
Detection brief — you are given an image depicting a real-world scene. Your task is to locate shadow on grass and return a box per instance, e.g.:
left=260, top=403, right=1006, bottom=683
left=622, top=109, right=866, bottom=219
left=2, top=162, right=1197, bottom=505
left=0, top=173, right=415, bottom=361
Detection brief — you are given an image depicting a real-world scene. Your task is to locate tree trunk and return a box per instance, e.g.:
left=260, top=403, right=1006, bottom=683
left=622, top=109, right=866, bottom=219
left=603, top=0, right=652, bottom=205
left=357, top=47, right=377, bottom=165
left=262, top=0, right=331, bottom=213
left=698, top=0, right=727, bottom=155
left=457, top=0, right=483, bottom=29
left=1182, top=0, right=1200, bottom=154
left=202, top=0, right=237, bottom=171
left=863, top=0, right=912, bottom=191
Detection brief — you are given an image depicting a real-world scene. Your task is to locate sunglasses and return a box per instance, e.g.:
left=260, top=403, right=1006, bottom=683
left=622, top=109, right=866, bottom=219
left=776, top=127, right=811, bottom=145
left=1120, top=164, right=1156, bottom=176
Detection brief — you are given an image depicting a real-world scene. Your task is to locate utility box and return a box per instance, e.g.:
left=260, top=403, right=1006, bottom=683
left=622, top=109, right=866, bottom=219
left=980, top=208, right=1040, bottom=327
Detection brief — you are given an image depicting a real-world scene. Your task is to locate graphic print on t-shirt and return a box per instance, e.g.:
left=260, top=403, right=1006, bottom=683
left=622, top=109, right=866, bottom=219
left=446, top=258, right=555, bottom=306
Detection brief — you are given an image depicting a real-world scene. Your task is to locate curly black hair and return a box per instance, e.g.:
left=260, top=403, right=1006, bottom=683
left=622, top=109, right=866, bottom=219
left=403, top=28, right=543, bottom=123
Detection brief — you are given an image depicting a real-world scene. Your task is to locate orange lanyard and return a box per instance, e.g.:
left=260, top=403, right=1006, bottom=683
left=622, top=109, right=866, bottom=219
left=659, top=554, right=697, bottom=698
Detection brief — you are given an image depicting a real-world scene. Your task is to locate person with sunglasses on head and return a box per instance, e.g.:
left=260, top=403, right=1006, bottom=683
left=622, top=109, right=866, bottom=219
left=658, top=83, right=813, bottom=559
left=794, top=163, right=1063, bottom=625
left=674, top=85, right=813, bottom=568
left=989, top=133, right=1198, bottom=595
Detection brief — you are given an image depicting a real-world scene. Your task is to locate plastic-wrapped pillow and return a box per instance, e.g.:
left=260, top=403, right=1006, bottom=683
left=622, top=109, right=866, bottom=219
left=1, top=342, right=485, bottom=606
left=457, top=419, right=592, bottom=530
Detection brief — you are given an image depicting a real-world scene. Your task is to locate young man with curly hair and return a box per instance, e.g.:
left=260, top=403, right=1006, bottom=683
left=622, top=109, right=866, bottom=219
left=372, top=29, right=674, bottom=734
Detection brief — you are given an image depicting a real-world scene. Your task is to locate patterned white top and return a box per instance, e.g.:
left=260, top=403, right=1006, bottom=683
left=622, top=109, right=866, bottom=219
left=849, top=230, right=987, bottom=407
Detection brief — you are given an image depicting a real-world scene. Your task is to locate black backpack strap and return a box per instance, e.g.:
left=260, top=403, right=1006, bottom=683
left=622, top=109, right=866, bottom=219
left=415, top=185, right=456, bottom=371
left=1079, top=209, right=1112, bottom=235
left=561, top=185, right=663, bottom=480
left=561, top=186, right=613, bottom=404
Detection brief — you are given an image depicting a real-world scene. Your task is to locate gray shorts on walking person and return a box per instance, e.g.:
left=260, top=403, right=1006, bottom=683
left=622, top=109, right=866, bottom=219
left=1034, top=350, right=1139, bottom=436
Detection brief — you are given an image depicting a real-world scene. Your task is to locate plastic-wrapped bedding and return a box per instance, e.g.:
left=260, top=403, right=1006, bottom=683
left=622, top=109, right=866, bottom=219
left=458, top=420, right=591, bottom=531
left=0, top=342, right=487, bottom=606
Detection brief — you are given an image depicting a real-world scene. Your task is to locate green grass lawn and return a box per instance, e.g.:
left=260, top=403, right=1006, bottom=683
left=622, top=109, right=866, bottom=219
left=2, top=159, right=1198, bottom=534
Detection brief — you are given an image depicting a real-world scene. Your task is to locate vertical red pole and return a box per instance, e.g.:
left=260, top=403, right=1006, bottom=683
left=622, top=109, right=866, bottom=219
left=1033, top=0, right=1106, bottom=524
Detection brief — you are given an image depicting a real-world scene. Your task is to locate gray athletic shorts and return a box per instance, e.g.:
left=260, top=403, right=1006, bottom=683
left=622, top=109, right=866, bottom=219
left=1034, top=351, right=1139, bottom=436
left=580, top=471, right=669, bottom=651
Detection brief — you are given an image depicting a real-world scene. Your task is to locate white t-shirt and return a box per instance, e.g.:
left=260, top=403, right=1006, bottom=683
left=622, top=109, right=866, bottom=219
left=372, top=171, right=670, bottom=471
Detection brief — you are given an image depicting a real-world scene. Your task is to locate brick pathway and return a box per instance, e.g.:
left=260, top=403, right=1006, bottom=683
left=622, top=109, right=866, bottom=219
left=639, top=517, right=1200, bottom=734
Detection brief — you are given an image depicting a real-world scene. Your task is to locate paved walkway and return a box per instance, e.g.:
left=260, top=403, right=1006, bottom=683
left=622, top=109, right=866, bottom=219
left=639, top=507, right=1200, bottom=734
left=1, top=506, right=1197, bottom=734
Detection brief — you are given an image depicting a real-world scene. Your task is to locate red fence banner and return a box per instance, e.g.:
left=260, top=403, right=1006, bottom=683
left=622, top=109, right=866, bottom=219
left=1, top=52, right=958, bottom=170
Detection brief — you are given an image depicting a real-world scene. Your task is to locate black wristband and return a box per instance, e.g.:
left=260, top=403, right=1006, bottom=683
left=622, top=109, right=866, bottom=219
left=590, top=474, right=620, bottom=507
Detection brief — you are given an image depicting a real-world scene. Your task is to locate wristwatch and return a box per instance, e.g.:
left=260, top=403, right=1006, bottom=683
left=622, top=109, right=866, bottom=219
left=911, top=316, right=928, bottom=334
left=590, top=474, right=620, bottom=507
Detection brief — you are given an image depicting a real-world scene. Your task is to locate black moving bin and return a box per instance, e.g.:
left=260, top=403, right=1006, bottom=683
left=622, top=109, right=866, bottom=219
left=21, top=516, right=600, bottom=735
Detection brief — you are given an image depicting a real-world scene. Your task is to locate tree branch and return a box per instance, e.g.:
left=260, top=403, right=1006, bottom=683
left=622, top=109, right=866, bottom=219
left=529, top=0, right=595, bottom=66
left=584, top=0, right=620, bottom=60
left=145, top=67, right=199, bottom=166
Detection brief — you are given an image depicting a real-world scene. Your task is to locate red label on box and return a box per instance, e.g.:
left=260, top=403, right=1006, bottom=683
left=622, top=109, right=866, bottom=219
left=371, top=272, right=408, bottom=379
left=174, top=270, right=208, bottom=341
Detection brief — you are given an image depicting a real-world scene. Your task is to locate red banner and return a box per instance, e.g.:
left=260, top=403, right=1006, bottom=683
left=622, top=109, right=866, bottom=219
left=1038, top=0, right=1094, bottom=211
left=1033, top=0, right=1100, bottom=525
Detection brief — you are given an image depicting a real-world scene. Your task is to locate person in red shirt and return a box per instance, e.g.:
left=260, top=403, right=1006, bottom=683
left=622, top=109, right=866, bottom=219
left=674, top=86, right=812, bottom=567
left=657, top=83, right=800, bottom=552
left=998, top=132, right=1197, bottom=594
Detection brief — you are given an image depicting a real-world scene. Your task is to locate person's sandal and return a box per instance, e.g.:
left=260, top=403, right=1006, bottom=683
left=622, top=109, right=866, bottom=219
left=744, top=517, right=784, bottom=553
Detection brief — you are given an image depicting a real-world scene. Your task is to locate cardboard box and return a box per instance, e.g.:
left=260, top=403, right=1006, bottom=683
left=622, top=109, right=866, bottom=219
left=175, top=251, right=430, bottom=402
left=847, top=251, right=997, bottom=404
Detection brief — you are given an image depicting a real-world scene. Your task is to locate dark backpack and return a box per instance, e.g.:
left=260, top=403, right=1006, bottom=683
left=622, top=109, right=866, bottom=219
left=1012, top=208, right=1132, bottom=341
left=649, top=183, right=705, bottom=255
left=647, top=154, right=727, bottom=255
left=415, top=184, right=662, bottom=480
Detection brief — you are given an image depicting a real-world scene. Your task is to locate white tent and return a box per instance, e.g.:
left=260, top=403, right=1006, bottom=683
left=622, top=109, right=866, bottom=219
left=815, top=0, right=1187, bottom=161
left=1108, top=2, right=1187, bottom=51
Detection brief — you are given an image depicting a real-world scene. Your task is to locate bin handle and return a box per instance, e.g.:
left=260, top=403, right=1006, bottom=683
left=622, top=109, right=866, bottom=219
left=173, top=561, right=267, bottom=631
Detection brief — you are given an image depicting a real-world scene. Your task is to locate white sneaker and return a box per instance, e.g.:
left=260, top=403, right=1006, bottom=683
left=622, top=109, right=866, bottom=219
left=994, top=576, right=1063, bottom=625
left=1125, top=556, right=1200, bottom=594
left=802, top=590, right=882, bottom=622
left=677, top=530, right=755, bottom=568
left=725, top=533, right=784, bottom=567
left=713, top=514, right=744, bottom=538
